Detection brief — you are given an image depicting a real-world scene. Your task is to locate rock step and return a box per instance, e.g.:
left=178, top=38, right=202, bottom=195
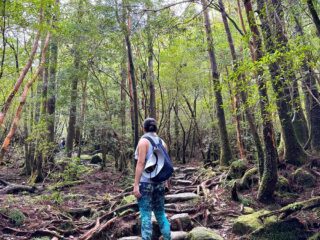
left=171, top=180, right=193, bottom=186
left=170, top=213, right=192, bottom=231
left=118, top=231, right=188, bottom=240
left=188, top=227, right=224, bottom=240
left=165, top=192, right=200, bottom=203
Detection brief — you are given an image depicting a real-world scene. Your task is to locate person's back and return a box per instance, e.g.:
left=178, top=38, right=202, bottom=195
left=133, top=118, right=171, bottom=240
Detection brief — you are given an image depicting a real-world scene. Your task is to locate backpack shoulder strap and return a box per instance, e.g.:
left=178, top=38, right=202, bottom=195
left=143, top=136, right=157, bottom=148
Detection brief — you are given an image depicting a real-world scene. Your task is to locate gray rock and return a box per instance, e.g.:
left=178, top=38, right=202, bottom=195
left=170, top=213, right=192, bottom=231
left=187, top=227, right=224, bottom=240
left=172, top=231, right=188, bottom=240
left=172, top=180, right=193, bottom=186
left=165, top=193, right=199, bottom=203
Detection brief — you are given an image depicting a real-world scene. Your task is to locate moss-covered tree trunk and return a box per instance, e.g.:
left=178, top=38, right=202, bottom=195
left=257, top=0, right=307, bottom=166
left=294, top=17, right=320, bottom=152
left=66, top=1, right=83, bottom=158
left=244, top=0, right=278, bottom=201
left=201, top=0, right=233, bottom=166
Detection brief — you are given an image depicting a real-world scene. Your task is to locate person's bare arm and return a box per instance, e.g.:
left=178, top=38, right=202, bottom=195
left=133, top=139, right=149, bottom=198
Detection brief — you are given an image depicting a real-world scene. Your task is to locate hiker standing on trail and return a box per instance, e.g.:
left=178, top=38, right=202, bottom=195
left=133, top=118, right=173, bottom=240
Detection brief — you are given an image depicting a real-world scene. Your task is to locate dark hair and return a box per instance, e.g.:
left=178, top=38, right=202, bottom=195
left=143, top=118, right=158, bottom=132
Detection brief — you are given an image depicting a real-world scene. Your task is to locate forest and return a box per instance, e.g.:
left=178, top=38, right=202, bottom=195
left=0, top=0, right=319, bottom=239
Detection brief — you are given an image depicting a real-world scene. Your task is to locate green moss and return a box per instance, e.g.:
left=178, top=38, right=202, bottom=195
left=232, top=210, right=277, bottom=235
left=276, top=176, right=290, bottom=192
left=243, top=207, right=255, bottom=215
left=228, top=159, right=248, bottom=179
left=239, top=168, right=258, bottom=189
left=292, top=168, right=316, bottom=188
left=8, top=208, right=26, bottom=226
left=250, top=218, right=311, bottom=240
left=80, top=154, right=92, bottom=160
left=187, top=227, right=224, bottom=240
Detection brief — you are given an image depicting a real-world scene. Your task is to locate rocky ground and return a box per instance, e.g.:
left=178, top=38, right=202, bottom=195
left=0, top=153, right=319, bottom=240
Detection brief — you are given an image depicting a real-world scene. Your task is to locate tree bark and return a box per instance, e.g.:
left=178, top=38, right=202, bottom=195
left=294, top=16, right=320, bottom=152
left=0, top=0, right=7, bottom=80
left=0, top=10, right=42, bottom=126
left=257, top=0, right=307, bottom=166
left=146, top=9, right=156, bottom=119
left=66, top=1, right=83, bottom=157
left=123, top=4, right=139, bottom=149
left=201, top=0, right=233, bottom=166
left=244, top=0, right=278, bottom=202
left=307, top=0, right=320, bottom=37
left=0, top=32, right=51, bottom=163
left=47, top=2, right=59, bottom=161
left=219, top=0, right=246, bottom=160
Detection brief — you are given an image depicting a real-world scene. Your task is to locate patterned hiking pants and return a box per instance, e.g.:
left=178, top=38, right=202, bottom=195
left=138, top=182, right=171, bottom=240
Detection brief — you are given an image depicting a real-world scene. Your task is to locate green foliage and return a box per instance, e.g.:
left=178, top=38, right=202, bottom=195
left=39, top=191, right=63, bottom=205
left=8, top=208, right=26, bottom=226
left=58, top=157, right=89, bottom=182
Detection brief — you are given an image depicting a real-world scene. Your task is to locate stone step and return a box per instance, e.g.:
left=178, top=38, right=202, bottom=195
left=171, top=231, right=188, bottom=240
left=179, top=167, right=198, bottom=174
left=165, top=192, right=200, bottom=203
left=171, top=180, right=193, bottom=186
left=170, top=213, right=192, bottom=231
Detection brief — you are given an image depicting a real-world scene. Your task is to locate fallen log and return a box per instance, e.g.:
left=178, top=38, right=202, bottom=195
left=259, top=196, right=320, bottom=220
left=0, top=179, right=36, bottom=194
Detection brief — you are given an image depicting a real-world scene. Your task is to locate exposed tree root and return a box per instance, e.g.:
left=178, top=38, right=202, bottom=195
left=259, top=196, right=320, bottom=220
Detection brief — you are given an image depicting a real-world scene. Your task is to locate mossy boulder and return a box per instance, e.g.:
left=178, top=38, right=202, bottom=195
left=276, top=176, right=291, bottom=192
left=292, top=168, right=316, bottom=188
left=232, top=210, right=277, bottom=235
left=187, top=227, right=224, bottom=240
left=250, top=218, right=312, bottom=240
left=242, top=207, right=255, bottom=215
left=227, top=159, right=248, bottom=179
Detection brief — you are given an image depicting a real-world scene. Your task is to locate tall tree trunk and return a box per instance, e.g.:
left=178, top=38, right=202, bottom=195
left=0, top=0, right=7, bottom=80
left=77, top=68, right=88, bottom=158
left=66, top=54, right=80, bottom=157
left=123, top=5, right=139, bottom=149
left=66, top=1, right=83, bottom=157
left=257, top=0, right=307, bottom=166
left=0, top=10, right=42, bottom=126
left=201, top=0, right=233, bottom=166
left=146, top=9, right=156, bottom=118
left=120, top=40, right=127, bottom=135
left=294, top=16, right=320, bottom=152
left=307, top=0, right=320, bottom=37
left=47, top=2, right=59, bottom=162
left=244, top=0, right=278, bottom=202
left=0, top=32, right=51, bottom=163
left=219, top=0, right=246, bottom=160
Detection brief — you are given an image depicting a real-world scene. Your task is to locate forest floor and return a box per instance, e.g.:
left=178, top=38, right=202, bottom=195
left=0, top=152, right=319, bottom=240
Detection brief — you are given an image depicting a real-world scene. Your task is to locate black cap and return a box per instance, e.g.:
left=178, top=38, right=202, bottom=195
left=143, top=118, right=157, bottom=132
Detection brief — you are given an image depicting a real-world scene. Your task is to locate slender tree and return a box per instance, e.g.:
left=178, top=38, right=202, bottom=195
left=201, top=0, right=233, bottom=166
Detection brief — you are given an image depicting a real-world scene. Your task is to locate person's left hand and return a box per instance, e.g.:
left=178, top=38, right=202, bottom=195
left=133, top=184, right=141, bottom=199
